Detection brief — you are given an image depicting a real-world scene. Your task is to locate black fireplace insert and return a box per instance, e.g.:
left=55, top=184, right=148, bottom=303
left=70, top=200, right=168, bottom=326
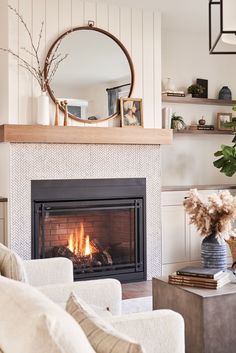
left=31, top=178, right=146, bottom=282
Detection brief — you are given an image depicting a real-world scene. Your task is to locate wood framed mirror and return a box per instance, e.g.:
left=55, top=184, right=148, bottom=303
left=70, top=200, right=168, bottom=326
left=44, top=24, right=135, bottom=124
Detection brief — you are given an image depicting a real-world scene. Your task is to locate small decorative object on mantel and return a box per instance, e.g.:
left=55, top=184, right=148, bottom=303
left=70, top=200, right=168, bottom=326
left=120, top=98, right=143, bottom=127
left=0, top=6, right=68, bottom=125
left=183, top=189, right=236, bottom=270
left=54, top=101, right=60, bottom=126
left=216, top=112, right=232, bottom=131
left=63, top=100, right=69, bottom=126
left=218, top=86, right=232, bottom=101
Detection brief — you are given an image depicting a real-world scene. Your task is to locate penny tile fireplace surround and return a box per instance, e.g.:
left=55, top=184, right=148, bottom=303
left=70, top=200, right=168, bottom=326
left=3, top=142, right=162, bottom=280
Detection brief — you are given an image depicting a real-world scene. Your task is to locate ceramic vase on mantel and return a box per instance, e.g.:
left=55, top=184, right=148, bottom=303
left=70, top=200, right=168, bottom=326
left=37, top=91, right=50, bottom=125
left=201, top=234, right=227, bottom=270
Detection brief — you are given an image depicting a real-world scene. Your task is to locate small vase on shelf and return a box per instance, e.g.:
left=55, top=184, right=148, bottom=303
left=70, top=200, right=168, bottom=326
left=201, top=234, right=227, bottom=270
left=37, top=91, right=50, bottom=125
left=218, top=86, right=232, bottom=101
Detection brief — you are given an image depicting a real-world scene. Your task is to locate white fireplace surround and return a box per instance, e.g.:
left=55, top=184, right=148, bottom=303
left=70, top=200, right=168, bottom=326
left=2, top=143, right=161, bottom=280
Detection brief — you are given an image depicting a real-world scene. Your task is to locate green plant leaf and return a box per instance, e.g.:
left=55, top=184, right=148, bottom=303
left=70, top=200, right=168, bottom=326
left=214, top=150, right=223, bottom=157
left=221, top=163, right=236, bottom=177
left=213, top=157, right=226, bottom=169
left=221, top=145, right=234, bottom=159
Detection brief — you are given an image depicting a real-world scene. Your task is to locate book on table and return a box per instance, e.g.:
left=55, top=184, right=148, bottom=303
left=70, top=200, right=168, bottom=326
left=168, top=271, right=230, bottom=289
left=176, top=266, right=224, bottom=279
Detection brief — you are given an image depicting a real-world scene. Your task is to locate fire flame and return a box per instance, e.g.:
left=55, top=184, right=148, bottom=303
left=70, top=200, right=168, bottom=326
left=67, top=223, right=97, bottom=257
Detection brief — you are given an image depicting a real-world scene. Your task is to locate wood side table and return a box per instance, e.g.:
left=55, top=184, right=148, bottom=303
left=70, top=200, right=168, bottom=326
left=153, top=276, right=236, bottom=353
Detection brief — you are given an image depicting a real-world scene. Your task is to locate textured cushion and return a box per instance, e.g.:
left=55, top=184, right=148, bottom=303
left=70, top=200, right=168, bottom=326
left=0, top=243, right=27, bottom=282
left=0, top=276, right=95, bottom=353
left=66, top=292, right=145, bottom=353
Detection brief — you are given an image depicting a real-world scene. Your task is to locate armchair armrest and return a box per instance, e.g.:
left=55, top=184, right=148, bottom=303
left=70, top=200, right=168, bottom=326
left=24, top=257, right=73, bottom=286
left=38, top=278, right=122, bottom=315
left=109, top=310, right=185, bottom=353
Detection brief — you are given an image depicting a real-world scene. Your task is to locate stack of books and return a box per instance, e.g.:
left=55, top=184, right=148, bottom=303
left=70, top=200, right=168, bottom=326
left=188, top=124, right=215, bottom=131
left=168, top=266, right=231, bottom=289
left=162, top=90, right=185, bottom=97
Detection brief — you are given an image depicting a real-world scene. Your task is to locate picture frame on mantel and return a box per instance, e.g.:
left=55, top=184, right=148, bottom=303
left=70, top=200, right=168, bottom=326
left=120, top=98, right=143, bottom=127
left=217, top=112, right=232, bottom=131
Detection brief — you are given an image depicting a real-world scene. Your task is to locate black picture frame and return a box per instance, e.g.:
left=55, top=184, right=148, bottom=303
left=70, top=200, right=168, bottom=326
left=196, top=78, right=208, bottom=98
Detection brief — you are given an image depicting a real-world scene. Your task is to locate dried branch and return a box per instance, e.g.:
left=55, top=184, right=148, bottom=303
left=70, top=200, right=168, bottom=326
left=183, top=189, right=236, bottom=238
left=0, top=6, right=68, bottom=92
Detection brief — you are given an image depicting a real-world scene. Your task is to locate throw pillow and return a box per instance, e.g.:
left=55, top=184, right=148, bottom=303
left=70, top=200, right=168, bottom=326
left=0, top=276, right=95, bottom=353
left=66, top=292, right=145, bottom=353
left=0, top=243, right=27, bottom=282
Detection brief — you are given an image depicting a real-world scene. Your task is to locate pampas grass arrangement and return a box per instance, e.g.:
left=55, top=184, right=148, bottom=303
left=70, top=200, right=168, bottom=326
left=183, top=189, right=236, bottom=238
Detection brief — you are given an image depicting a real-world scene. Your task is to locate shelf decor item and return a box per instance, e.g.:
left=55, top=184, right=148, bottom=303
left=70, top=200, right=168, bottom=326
left=183, top=189, right=236, bottom=270
left=0, top=6, right=68, bottom=125
left=216, top=112, right=232, bottom=131
left=187, top=84, right=205, bottom=98
left=214, top=111, right=236, bottom=177
left=196, top=79, right=208, bottom=98
left=218, top=86, right=232, bottom=101
left=170, top=113, right=186, bottom=130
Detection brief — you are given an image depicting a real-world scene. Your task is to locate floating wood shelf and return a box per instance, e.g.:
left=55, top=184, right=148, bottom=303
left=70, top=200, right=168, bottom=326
left=0, top=125, right=173, bottom=145
left=174, top=129, right=233, bottom=135
left=162, top=96, right=236, bottom=106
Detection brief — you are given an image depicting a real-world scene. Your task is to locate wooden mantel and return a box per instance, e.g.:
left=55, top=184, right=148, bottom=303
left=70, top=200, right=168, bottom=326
left=0, top=125, right=172, bottom=145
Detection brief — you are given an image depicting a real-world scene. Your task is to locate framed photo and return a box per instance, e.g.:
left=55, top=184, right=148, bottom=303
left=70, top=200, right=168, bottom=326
left=217, top=113, right=232, bottom=130
left=196, top=78, right=208, bottom=98
left=120, top=98, right=143, bottom=127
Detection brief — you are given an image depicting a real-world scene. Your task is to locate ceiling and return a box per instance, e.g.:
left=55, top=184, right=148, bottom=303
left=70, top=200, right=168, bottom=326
left=106, top=0, right=208, bottom=33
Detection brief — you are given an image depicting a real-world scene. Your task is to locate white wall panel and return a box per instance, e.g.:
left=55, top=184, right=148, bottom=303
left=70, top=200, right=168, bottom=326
left=18, top=0, right=33, bottom=125
left=142, top=10, right=154, bottom=128
left=32, top=0, right=46, bottom=124
left=131, top=8, right=142, bottom=99
left=8, top=0, right=19, bottom=124
left=5, top=0, right=161, bottom=128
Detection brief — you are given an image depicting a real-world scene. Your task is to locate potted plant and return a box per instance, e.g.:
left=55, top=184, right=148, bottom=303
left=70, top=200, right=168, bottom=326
left=183, top=189, right=236, bottom=269
left=170, top=113, right=186, bottom=130
left=187, top=84, right=205, bottom=98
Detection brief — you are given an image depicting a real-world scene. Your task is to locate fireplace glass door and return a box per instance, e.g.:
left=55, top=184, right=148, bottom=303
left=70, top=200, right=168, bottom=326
left=34, top=199, right=144, bottom=281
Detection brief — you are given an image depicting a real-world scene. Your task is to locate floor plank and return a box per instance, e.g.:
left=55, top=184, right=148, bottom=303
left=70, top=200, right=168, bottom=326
left=121, top=280, right=152, bottom=299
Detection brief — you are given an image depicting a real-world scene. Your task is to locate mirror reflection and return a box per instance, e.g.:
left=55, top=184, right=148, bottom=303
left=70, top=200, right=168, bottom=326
left=46, top=29, right=133, bottom=122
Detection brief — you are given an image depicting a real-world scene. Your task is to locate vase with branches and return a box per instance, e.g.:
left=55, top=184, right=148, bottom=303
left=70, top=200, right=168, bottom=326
left=183, top=189, right=236, bottom=269
left=0, top=6, right=68, bottom=124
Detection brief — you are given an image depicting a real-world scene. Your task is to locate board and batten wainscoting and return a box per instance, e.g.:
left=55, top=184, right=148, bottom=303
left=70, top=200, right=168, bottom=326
left=0, top=0, right=161, bottom=128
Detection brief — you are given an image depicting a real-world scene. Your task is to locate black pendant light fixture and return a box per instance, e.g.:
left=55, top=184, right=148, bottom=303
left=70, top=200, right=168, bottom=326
left=209, top=0, right=236, bottom=54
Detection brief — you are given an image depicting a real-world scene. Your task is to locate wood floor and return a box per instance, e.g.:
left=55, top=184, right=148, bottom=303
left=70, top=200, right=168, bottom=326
left=121, top=280, right=152, bottom=299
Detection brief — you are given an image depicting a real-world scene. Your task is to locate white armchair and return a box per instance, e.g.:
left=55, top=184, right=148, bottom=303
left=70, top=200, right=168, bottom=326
left=23, top=257, right=185, bottom=353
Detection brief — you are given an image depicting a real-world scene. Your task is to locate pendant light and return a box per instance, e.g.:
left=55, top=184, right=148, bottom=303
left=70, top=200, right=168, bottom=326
left=209, top=0, right=236, bottom=54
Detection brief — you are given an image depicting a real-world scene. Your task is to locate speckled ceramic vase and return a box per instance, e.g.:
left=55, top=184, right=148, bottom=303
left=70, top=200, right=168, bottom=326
left=201, top=234, right=227, bottom=270
left=218, top=86, right=232, bottom=101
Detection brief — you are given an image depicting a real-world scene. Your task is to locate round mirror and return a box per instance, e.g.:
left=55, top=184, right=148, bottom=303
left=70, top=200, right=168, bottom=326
left=44, top=26, right=134, bottom=123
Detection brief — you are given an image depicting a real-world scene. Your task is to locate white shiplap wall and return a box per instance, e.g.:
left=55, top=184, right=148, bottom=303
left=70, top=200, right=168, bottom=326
left=5, top=0, right=161, bottom=127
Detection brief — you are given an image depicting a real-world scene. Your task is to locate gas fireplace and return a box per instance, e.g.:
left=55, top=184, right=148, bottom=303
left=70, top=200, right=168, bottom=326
left=32, top=178, right=146, bottom=282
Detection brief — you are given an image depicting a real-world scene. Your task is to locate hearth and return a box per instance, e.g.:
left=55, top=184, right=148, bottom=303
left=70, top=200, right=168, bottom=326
left=32, top=178, right=146, bottom=282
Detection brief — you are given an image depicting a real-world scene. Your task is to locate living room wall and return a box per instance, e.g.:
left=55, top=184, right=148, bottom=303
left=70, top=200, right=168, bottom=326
left=0, top=0, right=161, bottom=128
left=161, top=29, right=236, bottom=186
